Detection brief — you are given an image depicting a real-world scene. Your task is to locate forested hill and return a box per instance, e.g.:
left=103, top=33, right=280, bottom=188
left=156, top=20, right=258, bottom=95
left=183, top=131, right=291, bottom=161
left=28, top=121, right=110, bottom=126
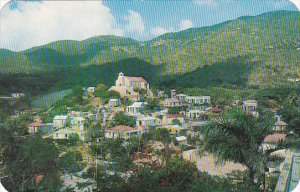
left=0, top=10, right=299, bottom=94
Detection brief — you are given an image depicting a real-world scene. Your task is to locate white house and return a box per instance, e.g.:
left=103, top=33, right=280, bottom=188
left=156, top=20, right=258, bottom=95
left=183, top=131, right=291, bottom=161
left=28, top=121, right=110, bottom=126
left=53, top=116, right=86, bottom=141
left=242, top=100, right=258, bottom=117
left=28, top=122, right=47, bottom=134
left=53, top=128, right=74, bottom=140
left=71, top=117, right=85, bottom=129
left=176, top=136, right=187, bottom=145
left=186, top=109, right=206, bottom=119
left=176, top=94, right=187, bottom=102
left=163, top=98, right=183, bottom=108
left=126, top=102, right=147, bottom=116
left=185, top=96, right=211, bottom=105
left=158, top=125, right=187, bottom=135
left=136, top=116, right=162, bottom=129
left=273, top=116, right=288, bottom=132
left=11, top=93, right=25, bottom=98
left=242, top=100, right=257, bottom=111
left=162, top=114, right=185, bottom=126
left=87, top=87, right=95, bottom=93
left=53, top=115, right=68, bottom=129
left=105, top=125, right=141, bottom=140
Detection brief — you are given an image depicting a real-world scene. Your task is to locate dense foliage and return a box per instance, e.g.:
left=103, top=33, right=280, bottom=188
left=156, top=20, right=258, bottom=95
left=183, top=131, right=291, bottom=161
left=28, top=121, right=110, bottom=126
left=0, top=116, right=61, bottom=191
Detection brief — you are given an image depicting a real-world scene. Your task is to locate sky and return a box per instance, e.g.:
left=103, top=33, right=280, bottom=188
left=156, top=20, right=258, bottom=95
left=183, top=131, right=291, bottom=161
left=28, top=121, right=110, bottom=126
left=0, top=0, right=298, bottom=51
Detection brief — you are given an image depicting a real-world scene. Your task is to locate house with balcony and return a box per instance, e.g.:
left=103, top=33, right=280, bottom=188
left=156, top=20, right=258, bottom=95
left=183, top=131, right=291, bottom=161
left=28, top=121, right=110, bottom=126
left=163, top=98, right=183, bottom=108
left=126, top=102, right=147, bottom=116
left=186, top=109, right=206, bottom=119
left=53, top=115, right=68, bottom=129
left=105, top=125, right=141, bottom=140
left=52, top=116, right=87, bottom=141
left=185, top=96, right=211, bottom=105
left=136, top=116, right=162, bottom=129
left=176, top=94, right=187, bottom=102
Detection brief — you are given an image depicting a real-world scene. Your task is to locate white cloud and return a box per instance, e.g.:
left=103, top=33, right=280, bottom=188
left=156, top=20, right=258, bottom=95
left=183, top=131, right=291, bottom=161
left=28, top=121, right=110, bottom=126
left=150, top=26, right=173, bottom=36
left=0, top=0, right=11, bottom=10
left=124, top=10, right=145, bottom=33
left=179, top=19, right=193, bottom=30
left=150, top=19, right=193, bottom=36
left=288, top=0, right=300, bottom=10
left=0, top=1, right=124, bottom=51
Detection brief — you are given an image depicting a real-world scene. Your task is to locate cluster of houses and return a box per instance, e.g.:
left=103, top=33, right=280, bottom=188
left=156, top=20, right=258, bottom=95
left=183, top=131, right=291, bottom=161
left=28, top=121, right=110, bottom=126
left=23, top=72, right=288, bottom=151
left=20, top=72, right=296, bottom=190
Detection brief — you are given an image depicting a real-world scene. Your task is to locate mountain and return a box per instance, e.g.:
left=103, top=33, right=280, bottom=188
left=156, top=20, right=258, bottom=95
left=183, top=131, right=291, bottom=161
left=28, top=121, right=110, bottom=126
left=0, top=10, right=299, bottom=94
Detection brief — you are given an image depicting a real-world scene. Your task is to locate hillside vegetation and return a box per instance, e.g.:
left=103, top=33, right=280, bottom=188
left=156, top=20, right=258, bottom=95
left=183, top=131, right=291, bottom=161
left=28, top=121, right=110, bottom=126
left=0, top=11, right=299, bottom=95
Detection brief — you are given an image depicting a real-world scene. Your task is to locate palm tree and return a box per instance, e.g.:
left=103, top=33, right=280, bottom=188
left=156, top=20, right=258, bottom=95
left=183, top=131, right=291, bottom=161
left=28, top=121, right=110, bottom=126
left=201, top=108, right=274, bottom=185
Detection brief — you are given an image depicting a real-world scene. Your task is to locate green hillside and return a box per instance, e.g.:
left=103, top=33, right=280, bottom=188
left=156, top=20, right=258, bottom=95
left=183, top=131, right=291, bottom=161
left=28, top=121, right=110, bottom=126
left=0, top=10, right=299, bottom=94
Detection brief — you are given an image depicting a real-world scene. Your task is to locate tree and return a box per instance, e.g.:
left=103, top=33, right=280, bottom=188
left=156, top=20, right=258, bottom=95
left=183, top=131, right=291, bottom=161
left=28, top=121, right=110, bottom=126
left=145, top=98, right=160, bottom=112
left=289, top=117, right=300, bottom=135
left=201, top=108, right=273, bottom=186
left=68, top=133, right=81, bottom=146
left=96, top=84, right=107, bottom=92
left=126, top=157, right=234, bottom=192
left=86, top=166, right=125, bottom=191
left=172, top=119, right=182, bottom=126
left=168, top=107, right=183, bottom=115
left=0, top=116, right=61, bottom=191
left=108, top=90, right=120, bottom=99
left=1, top=135, right=60, bottom=191
left=112, top=112, right=135, bottom=127
left=70, top=85, right=84, bottom=104
left=89, top=122, right=103, bottom=140
left=58, top=150, right=84, bottom=173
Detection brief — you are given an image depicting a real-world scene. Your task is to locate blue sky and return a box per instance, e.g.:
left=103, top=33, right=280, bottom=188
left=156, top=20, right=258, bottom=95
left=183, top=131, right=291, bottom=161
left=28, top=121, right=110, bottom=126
left=0, top=0, right=298, bottom=51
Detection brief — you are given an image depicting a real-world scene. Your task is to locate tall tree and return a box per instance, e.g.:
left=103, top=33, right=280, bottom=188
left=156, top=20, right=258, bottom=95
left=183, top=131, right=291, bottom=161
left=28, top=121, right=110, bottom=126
left=0, top=117, right=61, bottom=191
left=201, top=108, right=274, bottom=185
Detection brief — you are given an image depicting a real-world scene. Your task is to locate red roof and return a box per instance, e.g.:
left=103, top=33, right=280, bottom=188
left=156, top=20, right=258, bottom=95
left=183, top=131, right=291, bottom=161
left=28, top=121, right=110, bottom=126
left=29, top=122, right=46, bottom=127
left=263, top=133, right=287, bottom=143
left=34, top=174, right=44, bottom=184
left=166, top=114, right=184, bottom=118
left=108, top=125, right=138, bottom=132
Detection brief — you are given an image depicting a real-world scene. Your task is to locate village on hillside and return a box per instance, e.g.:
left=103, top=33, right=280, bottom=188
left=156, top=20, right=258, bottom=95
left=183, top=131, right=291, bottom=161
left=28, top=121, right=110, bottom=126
left=1, top=1, right=300, bottom=191
left=2, top=72, right=299, bottom=191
